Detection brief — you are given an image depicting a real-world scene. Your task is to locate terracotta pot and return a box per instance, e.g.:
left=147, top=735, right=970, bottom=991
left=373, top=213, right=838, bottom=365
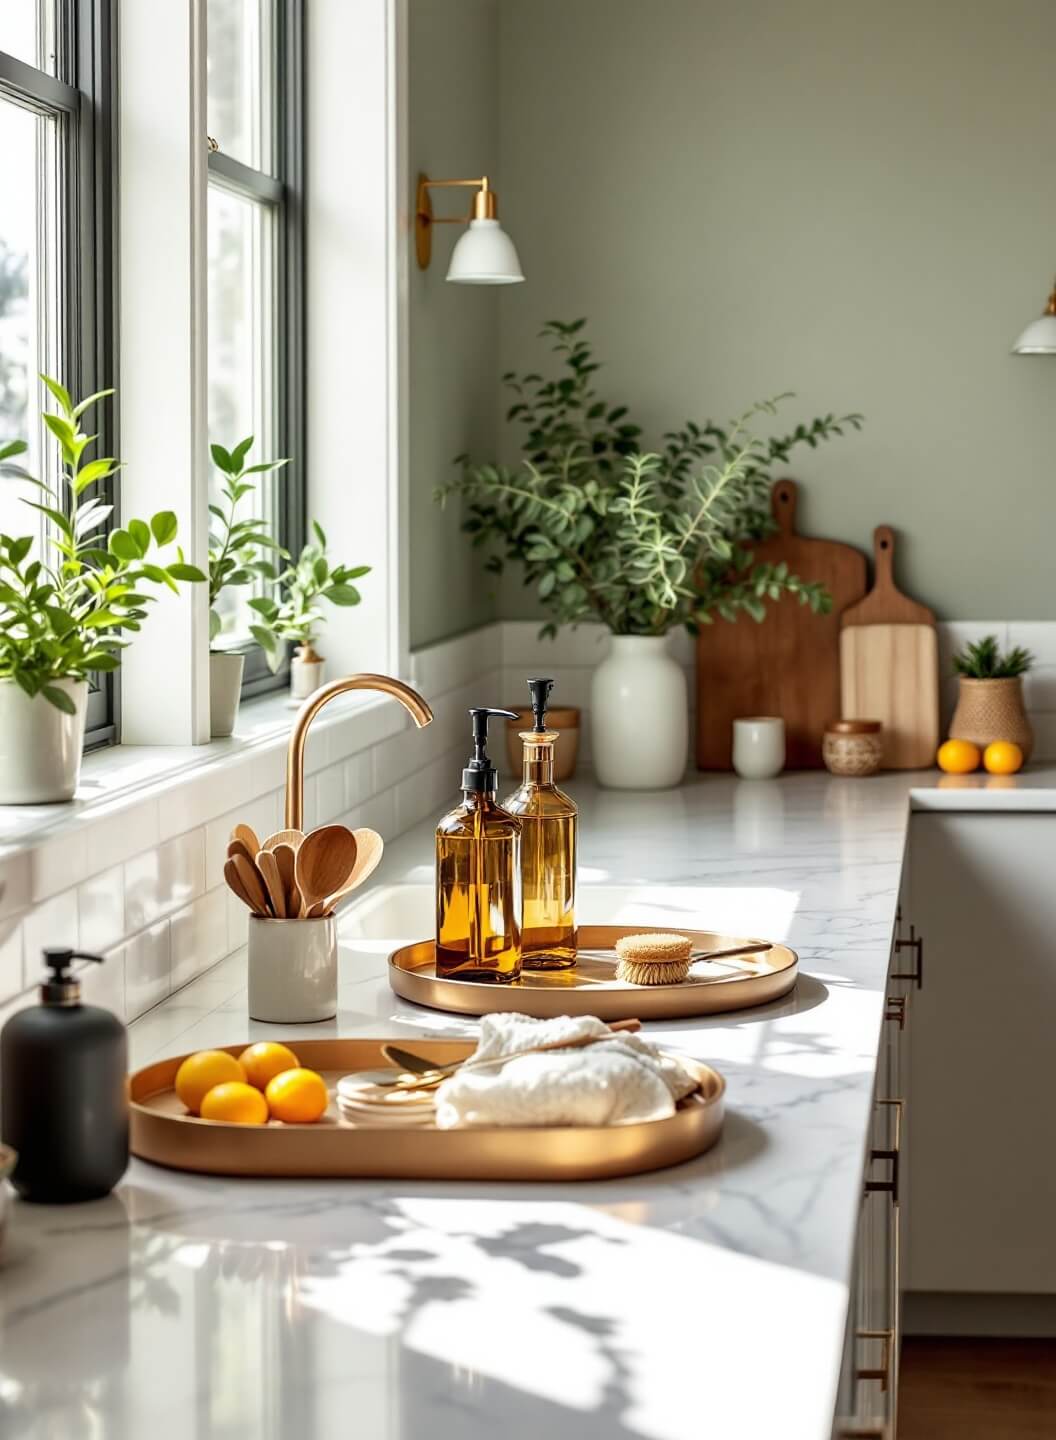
left=949, top=676, right=1033, bottom=762
left=505, top=706, right=580, bottom=781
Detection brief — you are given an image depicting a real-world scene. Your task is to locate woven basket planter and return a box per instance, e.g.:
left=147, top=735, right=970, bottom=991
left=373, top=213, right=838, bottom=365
left=950, top=676, right=1033, bottom=762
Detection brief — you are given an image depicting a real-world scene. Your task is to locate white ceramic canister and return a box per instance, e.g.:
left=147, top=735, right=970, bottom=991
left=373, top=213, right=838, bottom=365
left=0, top=678, right=88, bottom=803
left=591, top=634, right=689, bottom=790
left=732, top=716, right=786, bottom=780
left=290, top=646, right=325, bottom=701
left=247, top=915, right=338, bottom=1023
left=209, top=651, right=245, bottom=738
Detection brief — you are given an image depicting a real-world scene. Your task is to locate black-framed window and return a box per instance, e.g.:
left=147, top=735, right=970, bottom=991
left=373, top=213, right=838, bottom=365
left=206, top=0, right=305, bottom=700
left=0, top=0, right=117, bottom=746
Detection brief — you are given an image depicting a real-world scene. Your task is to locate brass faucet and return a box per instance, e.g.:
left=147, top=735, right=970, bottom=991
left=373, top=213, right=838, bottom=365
left=285, top=674, right=433, bottom=831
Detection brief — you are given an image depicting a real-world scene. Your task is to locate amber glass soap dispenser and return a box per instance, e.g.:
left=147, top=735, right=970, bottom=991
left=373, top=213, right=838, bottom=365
left=503, top=678, right=578, bottom=970
left=436, top=707, right=523, bottom=982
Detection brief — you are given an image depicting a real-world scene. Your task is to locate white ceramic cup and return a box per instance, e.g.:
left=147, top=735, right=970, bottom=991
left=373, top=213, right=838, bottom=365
left=248, top=915, right=337, bottom=1023
left=732, top=716, right=786, bottom=780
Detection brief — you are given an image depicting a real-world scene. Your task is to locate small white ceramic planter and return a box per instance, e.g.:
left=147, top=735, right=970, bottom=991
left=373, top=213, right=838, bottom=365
left=732, top=716, right=786, bottom=779
left=290, top=647, right=325, bottom=701
left=247, top=915, right=337, bottom=1023
left=591, top=634, right=688, bottom=789
left=0, top=678, right=88, bottom=803
left=209, top=651, right=245, bottom=738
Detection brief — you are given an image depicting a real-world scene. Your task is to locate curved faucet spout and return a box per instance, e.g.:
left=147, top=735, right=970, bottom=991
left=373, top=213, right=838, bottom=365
left=285, top=673, right=433, bottom=831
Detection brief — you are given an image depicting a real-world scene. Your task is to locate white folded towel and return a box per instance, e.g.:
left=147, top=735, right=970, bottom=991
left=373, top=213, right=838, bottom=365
left=434, top=1013, right=699, bottom=1130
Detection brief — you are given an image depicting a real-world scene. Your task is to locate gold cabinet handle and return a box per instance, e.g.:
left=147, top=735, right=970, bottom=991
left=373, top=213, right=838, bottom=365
left=855, top=1328, right=894, bottom=1391
left=892, top=924, right=923, bottom=990
left=866, top=1098, right=903, bottom=1204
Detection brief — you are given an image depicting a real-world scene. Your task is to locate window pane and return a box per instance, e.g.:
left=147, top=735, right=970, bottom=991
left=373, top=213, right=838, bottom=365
left=206, top=0, right=273, bottom=172
left=207, top=182, right=276, bottom=645
left=0, top=95, right=61, bottom=549
left=0, top=1, right=57, bottom=75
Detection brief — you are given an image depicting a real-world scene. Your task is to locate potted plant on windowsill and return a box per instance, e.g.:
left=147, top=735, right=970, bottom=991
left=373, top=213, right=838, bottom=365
left=950, top=634, right=1035, bottom=761
left=207, top=438, right=288, bottom=736
left=0, top=377, right=205, bottom=803
left=247, top=522, right=370, bottom=700
left=438, top=319, right=862, bottom=789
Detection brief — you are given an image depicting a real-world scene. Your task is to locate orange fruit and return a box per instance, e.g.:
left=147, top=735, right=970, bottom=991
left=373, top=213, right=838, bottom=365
left=239, top=1041, right=301, bottom=1091
left=175, top=1050, right=246, bottom=1115
left=983, top=740, right=1023, bottom=776
left=200, top=1081, right=269, bottom=1125
left=936, top=739, right=981, bottom=775
left=265, top=1067, right=329, bottom=1124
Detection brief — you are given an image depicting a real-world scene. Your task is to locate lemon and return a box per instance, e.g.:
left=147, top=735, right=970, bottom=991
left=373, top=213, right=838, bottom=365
left=175, top=1050, right=246, bottom=1115
left=983, top=740, right=1023, bottom=776
left=239, top=1041, right=301, bottom=1092
left=200, top=1081, right=269, bottom=1125
left=265, top=1067, right=329, bottom=1124
left=936, top=739, right=981, bottom=775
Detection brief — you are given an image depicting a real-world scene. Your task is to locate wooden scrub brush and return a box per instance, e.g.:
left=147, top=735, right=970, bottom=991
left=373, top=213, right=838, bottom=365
left=615, top=933, right=693, bottom=985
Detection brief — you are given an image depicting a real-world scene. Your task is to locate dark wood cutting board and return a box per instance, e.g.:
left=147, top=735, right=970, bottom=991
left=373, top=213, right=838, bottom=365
left=696, top=480, right=867, bottom=769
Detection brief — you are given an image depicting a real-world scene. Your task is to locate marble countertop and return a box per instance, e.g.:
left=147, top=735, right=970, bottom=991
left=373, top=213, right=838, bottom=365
left=1, top=766, right=1053, bottom=1440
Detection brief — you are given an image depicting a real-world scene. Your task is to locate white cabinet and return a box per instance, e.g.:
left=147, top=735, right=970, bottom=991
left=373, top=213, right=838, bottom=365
left=906, top=812, right=1056, bottom=1297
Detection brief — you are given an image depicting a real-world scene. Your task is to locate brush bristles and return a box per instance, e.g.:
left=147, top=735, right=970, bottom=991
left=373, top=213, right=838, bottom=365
left=616, top=956, right=691, bottom=986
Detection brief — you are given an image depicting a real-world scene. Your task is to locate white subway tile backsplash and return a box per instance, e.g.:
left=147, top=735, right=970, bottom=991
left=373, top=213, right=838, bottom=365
left=22, top=889, right=78, bottom=983
left=1007, top=623, right=1056, bottom=668
left=79, top=946, right=126, bottom=1021
left=1022, top=667, right=1056, bottom=714
left=204, top=791, right=281, bottom=881
left=124, top=830, right=205, bottom=932
left=122, top=920, right=171, bottom=1019
left=314, top=763, right=349, bottom=824
left=344, top=750, right=375, bottom=810
left=78, top=865, right=125, bottom=954
left=171, top=887, right=229, bottom=991
left=0, top=917, right=22, bottom=999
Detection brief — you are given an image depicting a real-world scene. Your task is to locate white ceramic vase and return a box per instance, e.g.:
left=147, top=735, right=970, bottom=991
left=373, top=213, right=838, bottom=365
left=591, top=634, right=688, bottom=789
left=0, top=679, right=88, bottom=804
left=247, top=915, right=338, bottom=1023
left=290, top=646, right=325, bottom=701
left=209, top=651, right=245, bottom=738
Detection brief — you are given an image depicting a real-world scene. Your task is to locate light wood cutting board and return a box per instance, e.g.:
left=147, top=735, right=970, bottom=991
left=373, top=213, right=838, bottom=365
left=840, top=526, right=939, bottom=769
left=696, top=479, right=867, bottom=769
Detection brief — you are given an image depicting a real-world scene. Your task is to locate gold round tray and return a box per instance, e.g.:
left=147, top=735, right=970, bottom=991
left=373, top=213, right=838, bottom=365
left=129, top=1038, right=724, bottom=1182
left=388, top=924, right=798, bottom=1020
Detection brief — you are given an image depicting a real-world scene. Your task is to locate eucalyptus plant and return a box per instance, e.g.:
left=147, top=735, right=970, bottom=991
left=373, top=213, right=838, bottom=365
left=438, top=319, right=863, bottom=637
left=247, top=521, right=370, bottom=671
left=0, top=377, right=205, bottom=712
left=952, top=634, right=1033, bottom=679
left=208, top=437, right=288, bottom=648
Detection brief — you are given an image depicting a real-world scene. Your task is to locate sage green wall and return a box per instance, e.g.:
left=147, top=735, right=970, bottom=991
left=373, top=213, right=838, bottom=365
left=408, top=0, right=500, bottom=649
left=494, top=0, right=1056, bottom=621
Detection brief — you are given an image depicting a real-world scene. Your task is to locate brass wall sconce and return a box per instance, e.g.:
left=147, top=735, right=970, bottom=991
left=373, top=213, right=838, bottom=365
left=1012, top=277, right=1056, bottom=354
left=415, top=173, right=524, bottom=284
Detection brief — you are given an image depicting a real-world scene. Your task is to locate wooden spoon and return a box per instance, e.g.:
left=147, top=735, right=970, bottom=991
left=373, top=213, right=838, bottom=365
left=273, top=842, right=300, bottom=917
left=256, top=849, right=286, bottom=919
left=230, top=822, right=261, bottom=855
left=226, top=837, right=259, bottom=869
left=306, top=828, right=384, bottom=916
left=294, top=824, right=358, bottom=914
left=224, top=858, right=268, bottom=916
left=262, top=828, right=303, bottom=853
left=230, top=852, right=272, bottom=916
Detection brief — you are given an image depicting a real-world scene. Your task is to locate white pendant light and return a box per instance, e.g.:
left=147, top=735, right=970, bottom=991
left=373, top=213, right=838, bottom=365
left=446, top=218, right=524, bottom=285
left=415, top=173, right=525, bottom=286
left=1012, top=280, right=1056, bottom=354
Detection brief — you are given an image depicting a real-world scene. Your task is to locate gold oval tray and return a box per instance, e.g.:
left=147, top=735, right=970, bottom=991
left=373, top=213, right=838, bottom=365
left=129, top=1037, right=725, bottom=1181
left=388, top=924, right=797, bottom=1020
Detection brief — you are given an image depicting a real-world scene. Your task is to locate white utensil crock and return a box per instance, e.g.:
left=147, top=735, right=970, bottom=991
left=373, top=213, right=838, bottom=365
left=591, top=634, right=688, bottom=789
left=248, top=915, right=338, bottom=1023
left=732, top=716, right=786, bottom=779
left=209, top=651, right=245, bottom=737
left=0, top=678, right=88, bottom=803
left=290, top=648, right=325, bottom=701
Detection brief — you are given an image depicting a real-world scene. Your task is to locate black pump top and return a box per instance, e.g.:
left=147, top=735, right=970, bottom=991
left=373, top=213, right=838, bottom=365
left=462, top=708, right=517, bottom=793
left=41, top=947, right=103, bottom=1004
left=526, top=677, right=554, bottom=732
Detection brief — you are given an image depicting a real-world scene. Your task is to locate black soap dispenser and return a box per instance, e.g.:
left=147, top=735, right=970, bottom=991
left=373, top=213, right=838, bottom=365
left=1, top=949, right=129, bottom=1203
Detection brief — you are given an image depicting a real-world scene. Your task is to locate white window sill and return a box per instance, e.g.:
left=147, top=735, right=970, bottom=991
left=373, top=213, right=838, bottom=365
left=0, top=686, right=412, bottom=911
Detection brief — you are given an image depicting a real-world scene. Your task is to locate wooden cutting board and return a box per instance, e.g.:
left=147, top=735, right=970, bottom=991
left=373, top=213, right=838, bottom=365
left=840, top=526, right=939, bottom=769
left=696, top=479, right=867, bottom=769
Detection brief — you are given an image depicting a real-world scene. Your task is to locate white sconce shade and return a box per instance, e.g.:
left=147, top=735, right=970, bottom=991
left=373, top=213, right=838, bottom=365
left=446, top=219, right=525, bottom=285
left=1012, top=280, right=1056, bottom=354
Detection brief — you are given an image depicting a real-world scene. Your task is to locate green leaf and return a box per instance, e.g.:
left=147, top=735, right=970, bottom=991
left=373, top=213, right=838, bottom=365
left=324, top=583, right=361, bottom=606
left=209, top=608, right=222, bottom=641
left=41, top=412, right=75, bottom=451
left=83, top=652, right=120, bottom=671
left=71, top=387, right=115, bottom=421
left=150, top=510, right=178, bottom=546
left=230, top=436, right=254, bottom=472
left=109, top=528, right=143, bottom=562
left=249, top=623, right=278, bottom=655
left=210, top=442, right=235, bottom=474
left=41, top=684, right=78, bottom=714
left=167, top=562, right=207, bottom=582
left=24, top=501, right=74, bottom=539
left=241, top=459, right=289, bottom=475
left=0, top=440, right=28, bottom=462
left=128, top=518, right=151, bottom=555
left=9, top=536, right=33, bottom=566
left=39, top=375, right=73, bottom=415
left=312, top=519, right=327, bottom=548
left=73, top=457, right=120, bottom=494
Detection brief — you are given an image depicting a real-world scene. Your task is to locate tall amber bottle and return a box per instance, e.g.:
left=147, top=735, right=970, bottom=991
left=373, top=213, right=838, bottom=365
left=435, top=708, right=523, bottom=982
left=503, top=678, right=578, bottom=970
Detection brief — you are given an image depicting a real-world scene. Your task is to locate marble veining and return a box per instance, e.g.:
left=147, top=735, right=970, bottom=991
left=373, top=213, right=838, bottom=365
left=2, top=770, right=1053, bottom=1440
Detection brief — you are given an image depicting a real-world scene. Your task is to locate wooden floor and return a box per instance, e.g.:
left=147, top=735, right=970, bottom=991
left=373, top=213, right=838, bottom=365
left=899, top=1339, right=1056, bottom=1439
